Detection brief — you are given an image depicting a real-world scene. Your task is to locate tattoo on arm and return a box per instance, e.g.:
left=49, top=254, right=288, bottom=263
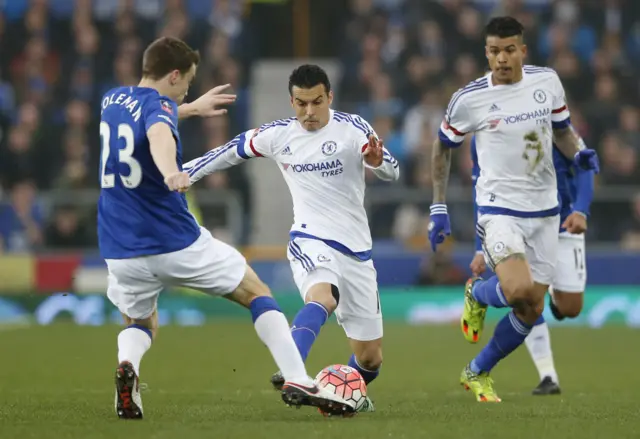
left=553, top=125, right=583, bottom=159
left=431, top=138, right=452, bottom=203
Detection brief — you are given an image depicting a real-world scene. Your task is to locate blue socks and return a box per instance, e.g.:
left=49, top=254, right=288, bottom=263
left=348, top=354, right=380, bottom=385
left=290, top=301, right=381, bottom=386
left=290, top=302, right=329, bottom=362
left=470, top=311, right=532, bottom=373
left=127, top=323, right=153, bottom=340
left=249, top=296, right=282, bottom=323
left=472, top=275, right=509, bottom=308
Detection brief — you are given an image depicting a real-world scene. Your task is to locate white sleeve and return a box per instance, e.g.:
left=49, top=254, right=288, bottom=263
left=365, top=145, right=400, bottom=181
left=550, top=73, right=571, bottom=130
left=183, top=128, right=268, bottom=183
left=349, top=114, right=400, bottom=181
left=438, top=92, right=476, bottom=148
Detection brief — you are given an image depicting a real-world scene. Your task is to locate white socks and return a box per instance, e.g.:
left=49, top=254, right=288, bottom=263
left=525, top=322, right=559, bottom=384
left=118, top=327, right=152, bottom=376
left=254, top=310, right=314, bottom=386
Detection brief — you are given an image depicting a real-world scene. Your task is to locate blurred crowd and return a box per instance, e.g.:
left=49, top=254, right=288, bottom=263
left=0, top=0, right=638, bottom=255
left=0, top=0, right=253, bottom=252
left=337, top=0, right=640, bottom=248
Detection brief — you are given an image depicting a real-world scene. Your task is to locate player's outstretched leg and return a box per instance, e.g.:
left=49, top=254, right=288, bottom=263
left=271, top=282, right=337, bottom=391
left=461, top=255, right=547, bottom=402
left=525, top=315, right=561, bottom=395
left=347, top=337, right=382, bottom=413
left=114, top=312, right=156, bottom=419
left=461, top=275, right=509, bottom=343
left=225, top=266, right=354, bottom=416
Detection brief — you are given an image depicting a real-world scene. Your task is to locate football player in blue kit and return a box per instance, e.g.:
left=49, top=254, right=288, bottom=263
left=469, top=133, right=594, bottom=395
left=99, top=37, right=355, bottom=419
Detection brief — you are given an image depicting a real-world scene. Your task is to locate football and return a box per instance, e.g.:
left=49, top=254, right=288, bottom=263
left=314, top=364, right=367, bottom=415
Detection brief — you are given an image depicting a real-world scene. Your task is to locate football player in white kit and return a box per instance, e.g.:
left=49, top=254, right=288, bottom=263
left=428, top=17, right=600, bottom=402
left=469, top=136, right=595, bottom=396
left=184, top=64, right=400, bottom=413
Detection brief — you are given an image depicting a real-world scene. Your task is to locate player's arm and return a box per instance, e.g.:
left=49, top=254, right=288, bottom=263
left=428, top=93, right=476, bottom=251
left=147, top=123, right=189, bottom=192
left=362, top=137, right=400, bottom=181
left=573, top=165, right=595, bottom=218
left=432, top=97, right=473, bottom=203
left=147, top=123, right=179, bottom=176
left=470, top=137, right=482, bottom=254
left=560, top=134, right=595, bottom=234
left=183, top=128, right=269, bottom=183
left=550, top=74, right=599, bottom=172
left=353, top=115, right=399, bottom=181
left=553, top=124, right=584, bottom=158
left=177, top=84, right=236, bottom=120
left=144, top=99, right=190, bottom=192
left=468, top=136, right=487, bottom=275
left=431, top=138, right=452, bottom=204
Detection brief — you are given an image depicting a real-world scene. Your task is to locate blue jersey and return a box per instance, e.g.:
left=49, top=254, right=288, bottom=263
left=552, top=146, right=577, bottom=225
left=98, top=86, right=200, bottom=259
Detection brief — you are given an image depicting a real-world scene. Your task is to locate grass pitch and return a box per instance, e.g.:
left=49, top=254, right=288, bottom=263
left=0, top=322, right=637, bottom=439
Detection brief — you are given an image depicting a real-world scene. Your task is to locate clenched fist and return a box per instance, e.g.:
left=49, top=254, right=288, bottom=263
left=562, top=211, right=587, bottom=234
left=164, top=172, right=191, bottom=193
left=469, top=252, right=487, bottom=277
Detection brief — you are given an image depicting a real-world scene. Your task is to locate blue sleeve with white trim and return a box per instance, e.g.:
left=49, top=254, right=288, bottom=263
left=573, top=167, right=594, bottom=216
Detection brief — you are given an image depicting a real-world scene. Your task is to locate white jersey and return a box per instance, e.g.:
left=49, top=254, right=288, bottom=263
left=439, top=65, right=571, bottom=217
left=183, top=110, right=400, bottom=258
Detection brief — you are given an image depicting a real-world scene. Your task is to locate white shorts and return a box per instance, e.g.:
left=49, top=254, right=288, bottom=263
left=551, top=231, right=586, bottom=293
left=106, top=228, right=246, bottom=319
left=477, top=214, right=560, bottom=285
left=287, top=238, right=382, bottom=342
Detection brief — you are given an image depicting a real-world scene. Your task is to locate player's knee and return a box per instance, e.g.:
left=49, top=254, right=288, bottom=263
left=228, top=266, right=274, bottom=308
left=356, top=346, right=383, bottom=371
left=553, top=291, right=583, bottom=318
left=305, top=283, right=338, bottom=314
left=509, top=286, right=544, bottom=323
left=502, top=280, right=534, bottom=307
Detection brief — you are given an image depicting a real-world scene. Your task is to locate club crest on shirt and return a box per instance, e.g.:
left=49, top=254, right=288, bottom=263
left=533, top=89, right=547, bottom=104
left=321, top=141, right=337, bottom=156
left=161, top=100, right=173, bottom=114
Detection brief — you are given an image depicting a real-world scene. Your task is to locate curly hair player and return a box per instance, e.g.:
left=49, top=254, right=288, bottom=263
left=428, top=17, right=599, bottom=401
left=470, top=134, right=595, bottom=395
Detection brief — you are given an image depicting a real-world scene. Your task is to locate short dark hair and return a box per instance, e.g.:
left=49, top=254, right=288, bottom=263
left=142, top=37, right=200, bottom=80
left=484, top=16, right=524, bottom=39
left=288, top=64, right=331, bottom=95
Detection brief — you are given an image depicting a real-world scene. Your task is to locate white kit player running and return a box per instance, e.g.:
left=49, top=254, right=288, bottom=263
left=99, top=38, right=354, bottom=420
left=469, top=136, right=595, bottom=396
left=427, top=17, right=600, bottom=401
left=184, top=65, right=400, bottom=413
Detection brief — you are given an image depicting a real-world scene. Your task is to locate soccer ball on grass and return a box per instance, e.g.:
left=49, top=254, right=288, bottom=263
left=314, top=364, right=367, bottom=416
